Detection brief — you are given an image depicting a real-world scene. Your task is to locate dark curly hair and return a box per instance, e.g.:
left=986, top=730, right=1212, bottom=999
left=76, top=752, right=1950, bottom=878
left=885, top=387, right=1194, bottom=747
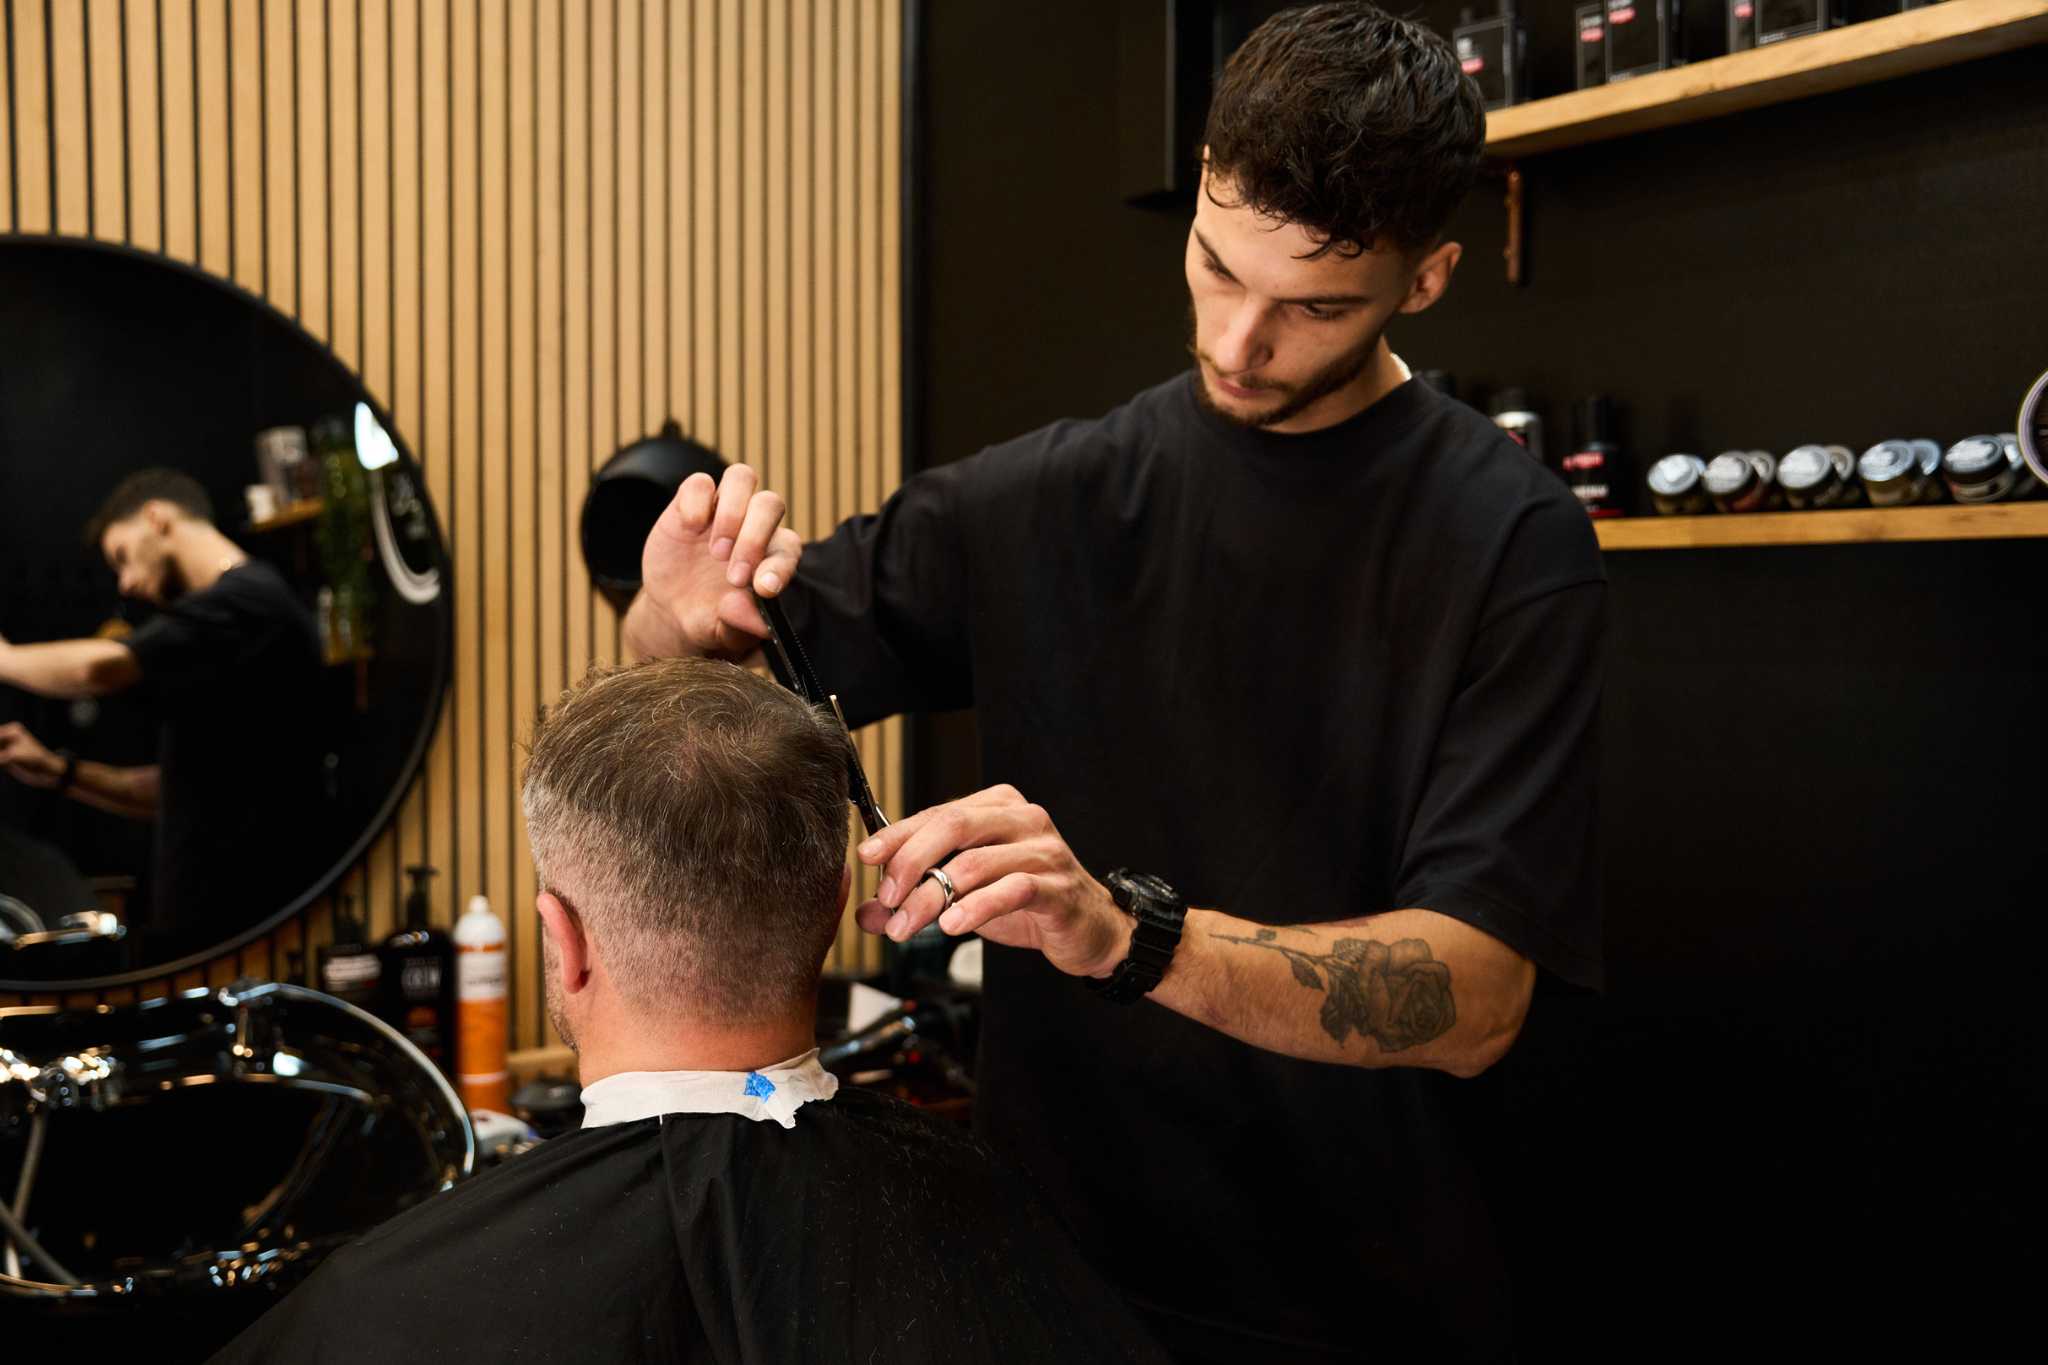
left=83, top=468, right=215, bottom=547
left=1202, top=3, right=1485, bottom=257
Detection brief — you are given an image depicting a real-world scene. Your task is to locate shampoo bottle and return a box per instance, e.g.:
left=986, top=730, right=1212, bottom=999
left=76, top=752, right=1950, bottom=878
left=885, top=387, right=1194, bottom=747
left=455, top=893, right=510, bottom=1112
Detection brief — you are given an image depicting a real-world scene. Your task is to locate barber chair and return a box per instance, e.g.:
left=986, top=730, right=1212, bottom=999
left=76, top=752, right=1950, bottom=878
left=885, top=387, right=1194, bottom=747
left=0, top=981, right=474, bottom=1359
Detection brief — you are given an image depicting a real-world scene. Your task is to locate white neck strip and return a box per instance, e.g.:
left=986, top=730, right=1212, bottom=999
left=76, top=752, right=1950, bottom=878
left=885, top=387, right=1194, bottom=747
left=579, top=1048, right=839, bottom=1131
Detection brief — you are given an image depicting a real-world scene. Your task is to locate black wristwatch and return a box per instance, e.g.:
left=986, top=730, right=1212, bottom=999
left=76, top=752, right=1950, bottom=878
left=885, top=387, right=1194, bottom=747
left=56, top=748, right=78, bottom=793
left=1089, top=869, right=1187, bottom=1005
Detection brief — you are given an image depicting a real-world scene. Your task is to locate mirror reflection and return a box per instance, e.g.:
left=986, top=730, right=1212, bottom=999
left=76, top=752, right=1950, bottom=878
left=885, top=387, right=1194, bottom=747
left=0, top=240, right=451, bottom=986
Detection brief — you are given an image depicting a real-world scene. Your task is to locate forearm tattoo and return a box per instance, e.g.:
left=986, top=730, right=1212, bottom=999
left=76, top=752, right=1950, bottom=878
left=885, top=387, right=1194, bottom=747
left=1213, top=928, right=1456, bottom=1052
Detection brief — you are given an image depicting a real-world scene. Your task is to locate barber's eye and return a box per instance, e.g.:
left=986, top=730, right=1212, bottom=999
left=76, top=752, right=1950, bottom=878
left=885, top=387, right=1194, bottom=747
left=1297, top=304, right=1344, bottom=322
left=1202, top=258, right=1231, bottom=281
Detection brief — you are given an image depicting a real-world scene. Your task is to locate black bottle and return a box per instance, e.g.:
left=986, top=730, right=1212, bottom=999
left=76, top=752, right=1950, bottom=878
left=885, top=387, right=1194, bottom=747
left=1562, top=395, right=1629, bottom=517
left=379, top=865, right=457, bottom=1078
left=317, top=893, right=383, bottom=1011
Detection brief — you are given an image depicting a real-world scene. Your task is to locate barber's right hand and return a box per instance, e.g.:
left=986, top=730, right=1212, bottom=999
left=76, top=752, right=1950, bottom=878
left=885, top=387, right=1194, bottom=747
left=631, top=464, right=804, bottom=661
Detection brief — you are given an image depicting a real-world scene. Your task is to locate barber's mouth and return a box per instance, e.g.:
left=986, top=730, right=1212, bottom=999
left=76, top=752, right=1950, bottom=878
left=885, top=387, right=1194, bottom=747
left=1215, top=375, right=1271, bottom=401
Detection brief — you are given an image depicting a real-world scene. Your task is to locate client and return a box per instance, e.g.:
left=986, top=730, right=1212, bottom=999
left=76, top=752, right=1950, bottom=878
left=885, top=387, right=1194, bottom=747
left=213, top=658, right=1162, bottom=1363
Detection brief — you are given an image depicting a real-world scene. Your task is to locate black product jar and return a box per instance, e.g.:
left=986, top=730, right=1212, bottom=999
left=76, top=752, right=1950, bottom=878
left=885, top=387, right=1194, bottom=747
left=1857, top=439, right=1947, bottom=507
left=1777, top=443, right=1864, bottom=510
left=1647, top=454, right=1712, bottom=515
left=1704, top=450, right=1781, bottom=513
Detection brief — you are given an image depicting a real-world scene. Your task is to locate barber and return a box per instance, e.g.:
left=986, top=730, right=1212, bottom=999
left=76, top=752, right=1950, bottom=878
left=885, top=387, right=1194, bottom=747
left=0, top=470, right=322, bottom=955
left=627, top=7, right=1604, bottom=1360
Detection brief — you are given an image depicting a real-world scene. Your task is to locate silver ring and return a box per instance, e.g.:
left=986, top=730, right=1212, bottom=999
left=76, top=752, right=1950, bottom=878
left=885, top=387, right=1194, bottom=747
left=921, top=866, right=957, bottom=913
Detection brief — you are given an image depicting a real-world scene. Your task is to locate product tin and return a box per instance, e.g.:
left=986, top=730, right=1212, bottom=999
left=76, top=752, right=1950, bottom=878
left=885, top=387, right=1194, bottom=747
left=1704, top=450, right=1780, bottom=513
left=1647, top=453, right=1711, bottom=516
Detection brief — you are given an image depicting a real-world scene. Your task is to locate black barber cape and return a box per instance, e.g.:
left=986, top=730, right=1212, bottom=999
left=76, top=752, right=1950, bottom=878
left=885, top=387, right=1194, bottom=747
left=210, top=1087, right=1164, bottom=1363
left=777, top=372, right=1607, bottom=1362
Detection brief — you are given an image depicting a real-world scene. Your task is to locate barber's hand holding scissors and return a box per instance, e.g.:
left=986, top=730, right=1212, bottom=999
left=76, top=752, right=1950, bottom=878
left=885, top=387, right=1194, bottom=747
left=853, top=785, right=1132, bottom=979
left=631, top=464, right=804, bottom=660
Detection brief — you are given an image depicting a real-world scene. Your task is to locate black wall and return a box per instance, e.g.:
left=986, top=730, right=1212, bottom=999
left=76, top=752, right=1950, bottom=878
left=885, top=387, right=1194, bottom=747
left=916, top=1, right=2046, bottom=1351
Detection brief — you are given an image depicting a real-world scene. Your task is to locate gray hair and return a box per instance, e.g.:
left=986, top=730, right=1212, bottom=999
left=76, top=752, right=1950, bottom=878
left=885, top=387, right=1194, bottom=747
left=521, top=657, right=851, bottom=1020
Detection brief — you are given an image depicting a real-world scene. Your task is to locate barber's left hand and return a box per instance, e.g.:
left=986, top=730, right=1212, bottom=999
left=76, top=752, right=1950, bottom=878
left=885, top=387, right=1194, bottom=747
left=853, top=785, right=1131, bottom=979
left=0, top=722, right=63, bottom=788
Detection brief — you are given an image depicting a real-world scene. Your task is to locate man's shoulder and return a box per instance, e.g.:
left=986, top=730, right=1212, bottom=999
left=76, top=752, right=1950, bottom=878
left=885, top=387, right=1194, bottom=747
left=943, top=372, right=1190, bottom=497
left=1401, top=386, right=1606, bottom=595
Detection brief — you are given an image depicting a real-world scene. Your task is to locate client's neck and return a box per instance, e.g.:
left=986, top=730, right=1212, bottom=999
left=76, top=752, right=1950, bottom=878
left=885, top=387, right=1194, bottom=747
left=574, top=1006, right=819, bottom=1087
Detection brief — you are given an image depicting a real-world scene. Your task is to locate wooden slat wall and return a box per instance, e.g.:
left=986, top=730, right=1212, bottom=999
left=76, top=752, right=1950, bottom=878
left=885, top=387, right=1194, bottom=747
left=2, top=0, right=902, bottom=1040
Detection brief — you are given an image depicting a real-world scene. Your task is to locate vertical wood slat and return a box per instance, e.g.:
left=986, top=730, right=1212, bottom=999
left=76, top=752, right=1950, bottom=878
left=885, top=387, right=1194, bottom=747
left=388, top=0, right=425, bottom=948
left=716, top=0, right=738, bottom=459
left=508, top=0, right=538, bottom=1049
left=294, top=0, right=325, bottom=339
left=479, top=0, right=511, bottom=946
left=50, top=0, right=88, bottom=235
left=0, top=0, right=11, bottom=230
left=742, top=0, right=763, bottom=481
left=263, top=0, right=295, bottom=311
left=196, top=0, right=231, bottom=275
left=615, top=0, right=640, bottom=460
left=85, top=0, right=121, bottom=240
left=325, top=0, right=357, bottom=363
left=161, top=0, right=196, bottom=261
left=122, top=0, right=160, bottom=250
left=421, top=0, right=454, bottom=912
left=530, top=0, right=563, bottom=1049
left=228, top=0, right=261, bottom=288
left=450, top=0, right=479, bottom=918
left=11, top=0, right=52, bottom=231
left=642, top=0, right=662, bottom=439
left=588, top=0, right=615, bottom=670
left=693, top=0, right=714, bottom=450
left=2, top=0, right=906, bottom=1021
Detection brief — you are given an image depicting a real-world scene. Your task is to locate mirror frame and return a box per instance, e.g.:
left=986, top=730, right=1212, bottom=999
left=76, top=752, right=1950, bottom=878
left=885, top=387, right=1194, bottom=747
left=0, top=234, right=453, bottom=994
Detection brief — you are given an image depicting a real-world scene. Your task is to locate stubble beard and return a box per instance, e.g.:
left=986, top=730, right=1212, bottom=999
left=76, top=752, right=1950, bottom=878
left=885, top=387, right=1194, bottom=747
left=1186, top=302, right=1388, bottom=431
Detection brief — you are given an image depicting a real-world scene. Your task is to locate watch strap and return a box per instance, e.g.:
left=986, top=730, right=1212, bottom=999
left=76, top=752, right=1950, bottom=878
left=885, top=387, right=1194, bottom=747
left=1090, top=869, right=1186, bottom=1005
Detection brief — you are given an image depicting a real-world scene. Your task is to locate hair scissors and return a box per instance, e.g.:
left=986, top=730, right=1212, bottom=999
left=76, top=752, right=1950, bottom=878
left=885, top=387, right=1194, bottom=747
left=753, top=590, right=960, bottom=920
left=752, top=591, right=890, bottom=836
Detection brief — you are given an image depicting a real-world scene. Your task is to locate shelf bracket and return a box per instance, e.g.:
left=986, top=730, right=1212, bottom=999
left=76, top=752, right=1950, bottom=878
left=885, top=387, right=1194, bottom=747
left=1503, top=163, right=1524, bottom=286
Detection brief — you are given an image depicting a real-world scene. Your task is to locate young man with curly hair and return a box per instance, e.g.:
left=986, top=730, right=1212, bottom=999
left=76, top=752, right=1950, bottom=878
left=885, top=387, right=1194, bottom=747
left=628, top=6, right=1604, bottom=1360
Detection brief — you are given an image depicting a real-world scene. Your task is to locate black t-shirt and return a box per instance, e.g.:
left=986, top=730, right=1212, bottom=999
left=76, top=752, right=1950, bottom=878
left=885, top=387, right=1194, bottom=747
left=210, top=1089, right=1167, bottom=1363
left=778, top=372, right=1606, bottom=1361
left=123, top=560, right=324, bottom=942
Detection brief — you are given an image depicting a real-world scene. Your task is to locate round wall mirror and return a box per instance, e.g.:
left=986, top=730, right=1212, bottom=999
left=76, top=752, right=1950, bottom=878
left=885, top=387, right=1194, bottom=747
left=0, top=238, right=451, bottom=991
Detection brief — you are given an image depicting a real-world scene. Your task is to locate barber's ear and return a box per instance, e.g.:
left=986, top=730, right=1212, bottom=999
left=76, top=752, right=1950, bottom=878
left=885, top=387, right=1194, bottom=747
left=1397, top=240, right=1462, bottom=316
left=537, top=892, right=593, bottom=995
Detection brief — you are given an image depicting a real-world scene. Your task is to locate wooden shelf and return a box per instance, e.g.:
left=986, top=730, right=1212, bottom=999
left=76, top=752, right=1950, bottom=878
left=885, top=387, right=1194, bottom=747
left=1485, top=0, right=2048, bottom=158
left=248, top=498, right=324, bottom=533
left=1595, top=501, right=2048, bottom=550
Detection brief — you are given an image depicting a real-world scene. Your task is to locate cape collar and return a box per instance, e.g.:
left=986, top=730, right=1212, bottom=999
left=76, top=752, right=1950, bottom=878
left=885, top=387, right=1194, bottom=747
left=579, top=1048, right=840, bottom=1131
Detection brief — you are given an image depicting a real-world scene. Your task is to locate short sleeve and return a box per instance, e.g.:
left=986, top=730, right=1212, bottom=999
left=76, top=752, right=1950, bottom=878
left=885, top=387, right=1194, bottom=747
left=124, top=576, right=299, bottom=698
left=777, top=462, right=976, bottom=728
left=1394, top=578, right=1606, bottom=990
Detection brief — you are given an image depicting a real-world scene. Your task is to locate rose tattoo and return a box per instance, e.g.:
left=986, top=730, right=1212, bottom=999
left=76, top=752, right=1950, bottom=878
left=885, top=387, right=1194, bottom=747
left=1215, top=928, right=1455, bottom=1051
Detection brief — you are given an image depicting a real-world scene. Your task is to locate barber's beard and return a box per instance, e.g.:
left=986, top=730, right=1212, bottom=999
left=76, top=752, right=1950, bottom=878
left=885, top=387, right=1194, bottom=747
left=1186, top=303, right=1388, bottom=430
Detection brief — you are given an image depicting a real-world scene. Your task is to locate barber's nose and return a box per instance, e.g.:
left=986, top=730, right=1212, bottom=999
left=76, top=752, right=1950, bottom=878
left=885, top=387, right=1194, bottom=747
left=1211, top=301, right=1271, bottom=376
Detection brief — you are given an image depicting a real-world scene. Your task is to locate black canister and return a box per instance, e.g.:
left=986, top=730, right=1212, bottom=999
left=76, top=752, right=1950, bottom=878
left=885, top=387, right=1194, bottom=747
left=1857, top=439, right=1946, bottom=507
left=1646, top=454, right=1711, bottom=516
left=1778, top=443, right=1864, bottom=510
left=1704, top=450, right=1781, bottom=514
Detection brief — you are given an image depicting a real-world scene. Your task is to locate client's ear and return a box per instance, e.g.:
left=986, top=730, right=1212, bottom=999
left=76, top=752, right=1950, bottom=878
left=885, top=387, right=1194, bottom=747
left=836, top=863, right=853, bottom=911
left=537, top=891, right=594, bottom=995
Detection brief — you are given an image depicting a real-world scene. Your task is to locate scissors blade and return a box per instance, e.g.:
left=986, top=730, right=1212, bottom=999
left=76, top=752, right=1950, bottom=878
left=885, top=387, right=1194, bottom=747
left=752, top=592, right=890, bottom=837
